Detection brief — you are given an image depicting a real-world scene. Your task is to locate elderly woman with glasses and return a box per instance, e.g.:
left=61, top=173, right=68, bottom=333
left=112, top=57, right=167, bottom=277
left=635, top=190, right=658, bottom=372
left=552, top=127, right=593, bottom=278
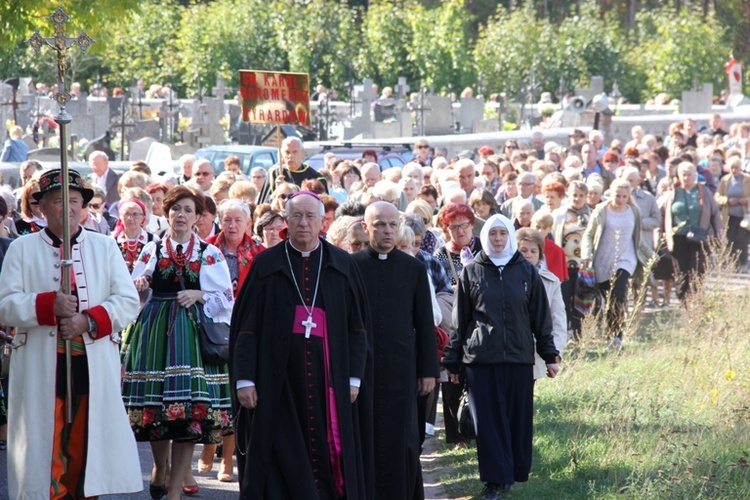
left=115, top=198, right=159, bottom=272
left=433, top=203, right=481, bottom=447
left=255, top=209, right=286, bottom=249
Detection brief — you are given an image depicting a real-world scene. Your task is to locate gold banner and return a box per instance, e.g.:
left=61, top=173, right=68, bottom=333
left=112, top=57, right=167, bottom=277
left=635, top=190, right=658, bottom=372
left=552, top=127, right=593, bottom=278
left=239, top=70, right=310, bottom=125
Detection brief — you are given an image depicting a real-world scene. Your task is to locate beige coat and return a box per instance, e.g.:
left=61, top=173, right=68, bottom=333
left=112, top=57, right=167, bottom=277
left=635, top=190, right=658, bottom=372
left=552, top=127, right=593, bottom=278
left=581, top=202, right=653, bottom=268
left=0, top=229, right=142, bottom=499
left=715, top=173, right=750, bottom=227
left=533, top=268, right=567, bottom=380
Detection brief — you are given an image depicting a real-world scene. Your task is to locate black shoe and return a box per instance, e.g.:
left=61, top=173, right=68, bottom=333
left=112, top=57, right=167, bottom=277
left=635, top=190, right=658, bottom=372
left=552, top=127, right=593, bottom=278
left=149, top=483, right=167, bottom=500
left=502, top=483, right=513, bottom=492
left=482, top=482, right=500, bottom=500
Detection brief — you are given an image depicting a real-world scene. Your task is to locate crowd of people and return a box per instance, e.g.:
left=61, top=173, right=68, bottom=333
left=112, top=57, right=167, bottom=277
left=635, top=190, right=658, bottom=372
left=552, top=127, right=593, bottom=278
left=0, top=115, right=748, bottom=499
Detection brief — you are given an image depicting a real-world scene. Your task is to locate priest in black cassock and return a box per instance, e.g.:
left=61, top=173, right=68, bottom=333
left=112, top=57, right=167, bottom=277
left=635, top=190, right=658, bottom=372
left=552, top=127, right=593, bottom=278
left=352, top=201, right=439, bottom=500
left=229, top=191, right=372, bottom=500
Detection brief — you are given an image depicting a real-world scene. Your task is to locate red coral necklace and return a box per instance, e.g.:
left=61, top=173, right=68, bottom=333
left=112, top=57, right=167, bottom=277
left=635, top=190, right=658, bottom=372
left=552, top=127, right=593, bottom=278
left=166, top=234, right=195, bottom=271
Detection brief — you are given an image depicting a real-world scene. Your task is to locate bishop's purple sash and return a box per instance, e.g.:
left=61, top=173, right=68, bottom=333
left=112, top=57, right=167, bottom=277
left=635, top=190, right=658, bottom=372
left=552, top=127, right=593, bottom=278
left=292, top=306, right=344, bottom=496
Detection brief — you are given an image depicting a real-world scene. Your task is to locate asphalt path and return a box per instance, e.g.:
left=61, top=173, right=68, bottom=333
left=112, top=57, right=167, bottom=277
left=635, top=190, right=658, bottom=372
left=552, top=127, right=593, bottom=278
left=0, top=442, right=240, bottom=499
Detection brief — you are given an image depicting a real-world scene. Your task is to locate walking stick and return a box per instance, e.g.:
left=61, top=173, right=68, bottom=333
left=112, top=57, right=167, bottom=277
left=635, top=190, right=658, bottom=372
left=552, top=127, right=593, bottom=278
left=26, top=7, right=95, bottom=423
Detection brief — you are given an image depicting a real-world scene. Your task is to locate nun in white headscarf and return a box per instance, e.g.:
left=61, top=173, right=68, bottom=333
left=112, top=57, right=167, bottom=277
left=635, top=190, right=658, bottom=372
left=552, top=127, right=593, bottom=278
left=441, top=214, right=560, bottom=498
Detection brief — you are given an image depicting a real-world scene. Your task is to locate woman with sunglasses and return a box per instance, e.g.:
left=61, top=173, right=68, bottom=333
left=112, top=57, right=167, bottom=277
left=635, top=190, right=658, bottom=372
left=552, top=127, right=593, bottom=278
left=270, top=182, right=299, bottom=213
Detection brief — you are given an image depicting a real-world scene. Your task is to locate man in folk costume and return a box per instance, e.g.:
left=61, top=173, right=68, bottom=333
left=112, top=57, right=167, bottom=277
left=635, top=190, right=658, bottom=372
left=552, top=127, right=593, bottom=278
left=352, top=201, right=439, bottom=500
left=230, top=191, right=372, bottom=499
left=0, top=169, right=142, bottom=499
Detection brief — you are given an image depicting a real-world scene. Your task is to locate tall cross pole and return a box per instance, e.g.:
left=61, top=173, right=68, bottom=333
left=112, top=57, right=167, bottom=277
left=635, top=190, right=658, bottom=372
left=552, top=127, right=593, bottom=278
left=26, top=7, right=94, bottom=424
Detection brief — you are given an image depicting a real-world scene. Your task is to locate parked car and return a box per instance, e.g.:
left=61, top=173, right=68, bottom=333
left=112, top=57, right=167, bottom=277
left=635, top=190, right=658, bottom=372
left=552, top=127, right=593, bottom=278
left=304, top=144, right=414, bottom=171
left=194, top=146, right=279, bottom=176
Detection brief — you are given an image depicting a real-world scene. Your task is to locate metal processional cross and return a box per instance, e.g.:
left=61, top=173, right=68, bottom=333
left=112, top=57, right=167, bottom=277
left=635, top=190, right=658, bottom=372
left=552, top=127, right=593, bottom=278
left=25, top=7, right=94, bottom=424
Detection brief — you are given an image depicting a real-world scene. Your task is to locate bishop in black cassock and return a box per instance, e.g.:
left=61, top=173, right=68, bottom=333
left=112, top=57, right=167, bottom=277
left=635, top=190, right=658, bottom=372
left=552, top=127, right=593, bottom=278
left=229, top=192, right=371, bottom=500
left=352, top=202, right=439, bottom=500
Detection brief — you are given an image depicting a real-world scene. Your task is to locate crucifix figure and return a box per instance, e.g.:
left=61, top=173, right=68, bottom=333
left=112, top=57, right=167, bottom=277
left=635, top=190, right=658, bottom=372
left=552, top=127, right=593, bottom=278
left=301, top=315, right=317, bottom=339
left=26, top=7, right=94, bottom=109
left=24, top=5, right=95, bottom=425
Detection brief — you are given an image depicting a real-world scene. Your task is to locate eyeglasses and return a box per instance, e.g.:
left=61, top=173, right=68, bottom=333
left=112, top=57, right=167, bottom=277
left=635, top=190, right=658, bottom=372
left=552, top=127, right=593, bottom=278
left=89, top=203, right=102, bottom=209
left=518, top=182, right=534, bottom=187
left=417, top=145, right=429, bottom=149
left=123, top=213, right=145, bottom=219
left=505, top=145, right=518, bottom=150
left=448, top=222, right=471, bottom=232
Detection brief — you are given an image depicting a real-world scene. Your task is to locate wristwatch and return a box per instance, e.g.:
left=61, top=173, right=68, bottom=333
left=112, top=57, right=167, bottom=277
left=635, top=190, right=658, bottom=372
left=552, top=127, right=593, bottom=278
left=85, top=313, right=98, bottom=338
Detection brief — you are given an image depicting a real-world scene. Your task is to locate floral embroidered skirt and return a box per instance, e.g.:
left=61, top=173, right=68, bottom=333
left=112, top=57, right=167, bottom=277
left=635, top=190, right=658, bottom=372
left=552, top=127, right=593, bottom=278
left=121, top=294, right=231, bottom=443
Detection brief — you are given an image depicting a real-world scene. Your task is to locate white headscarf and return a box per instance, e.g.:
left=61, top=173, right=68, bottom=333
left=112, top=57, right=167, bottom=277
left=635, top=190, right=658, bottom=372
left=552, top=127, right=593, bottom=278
left=480, top=213, right=517, bottom=267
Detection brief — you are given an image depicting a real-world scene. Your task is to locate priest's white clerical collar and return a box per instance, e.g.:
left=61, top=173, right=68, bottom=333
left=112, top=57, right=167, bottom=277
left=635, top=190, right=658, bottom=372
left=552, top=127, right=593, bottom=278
left=378, top=253, right=388, bottom=260
left=288, top=239, right=320, bottom=258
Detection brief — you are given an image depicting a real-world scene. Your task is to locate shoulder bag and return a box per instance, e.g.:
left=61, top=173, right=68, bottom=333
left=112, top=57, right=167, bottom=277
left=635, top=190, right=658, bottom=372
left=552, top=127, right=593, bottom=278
left=173, top=261, right=230, bottom=366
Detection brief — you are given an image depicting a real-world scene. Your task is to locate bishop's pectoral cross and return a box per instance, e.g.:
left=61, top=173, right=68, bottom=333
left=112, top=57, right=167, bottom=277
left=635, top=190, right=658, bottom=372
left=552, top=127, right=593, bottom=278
left=302, top=315, right=317, bottom=338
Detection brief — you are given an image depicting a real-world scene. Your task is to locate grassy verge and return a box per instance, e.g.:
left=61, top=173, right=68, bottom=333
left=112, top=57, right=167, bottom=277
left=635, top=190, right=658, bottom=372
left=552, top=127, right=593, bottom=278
left=437, top=260, right=750, bottom=499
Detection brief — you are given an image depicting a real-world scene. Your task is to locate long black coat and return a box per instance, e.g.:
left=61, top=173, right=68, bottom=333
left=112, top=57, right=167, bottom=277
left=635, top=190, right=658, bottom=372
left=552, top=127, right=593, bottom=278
left=229, top=239, right=372, bottom=499
left=352, top=247, right=439, bottom=500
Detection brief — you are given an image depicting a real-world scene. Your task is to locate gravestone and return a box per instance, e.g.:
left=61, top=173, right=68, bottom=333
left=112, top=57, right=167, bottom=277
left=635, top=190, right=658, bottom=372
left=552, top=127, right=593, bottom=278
left=16, top=78, right=36, bottom=131
left=421, top=95, right=453, bottom=135
left=459, top=97, right=485, bottom=133
left=130, top=120, right=161, bottom=142
left=344, top=78, right=377, bottom=139
left=575, top=76, right=604, bottom=105
left=0, top=82, right=14, bottom=133
left=395, top=77, right=410, bottom=100
left=680, top=83, right=713, bottom=114
left=130, top=136, right=158, bottom=161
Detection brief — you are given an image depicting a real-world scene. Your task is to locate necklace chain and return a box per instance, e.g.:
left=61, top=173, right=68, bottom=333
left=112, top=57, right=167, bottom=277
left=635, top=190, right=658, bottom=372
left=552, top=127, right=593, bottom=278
left=284, top=241, right=323, bottom=319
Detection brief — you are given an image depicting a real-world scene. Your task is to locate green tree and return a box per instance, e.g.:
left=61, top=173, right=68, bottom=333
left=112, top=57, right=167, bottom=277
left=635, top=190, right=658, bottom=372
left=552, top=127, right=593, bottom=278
left=270, top=0, right=361, bottom=92
left=357, top=1, right=417, bottom=88
left=474, top=3, right=556, bottom=97
left=174, top=0, right=285, bottom=96
left=99, top=1, right=183, bottom=94
left=0, top=0, right=140, bottom=52
left=553, top=3, right=642, bottom=102
left=634, top=6, right=727, bottom=100
left=406, top=0, right=476, bottom=94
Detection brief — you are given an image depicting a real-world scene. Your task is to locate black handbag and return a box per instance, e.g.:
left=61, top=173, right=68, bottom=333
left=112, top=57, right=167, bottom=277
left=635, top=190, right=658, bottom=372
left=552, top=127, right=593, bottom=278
left=457, top=387, right=476, bottom=440
left=173, top=262, right=230, bottom=366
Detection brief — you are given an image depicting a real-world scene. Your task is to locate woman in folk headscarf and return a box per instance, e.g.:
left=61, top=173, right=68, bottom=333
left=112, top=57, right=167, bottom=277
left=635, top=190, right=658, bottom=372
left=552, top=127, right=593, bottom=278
left=114, top=198, right=158, bottom=272
left=442, top=214, right=560, bottom=500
